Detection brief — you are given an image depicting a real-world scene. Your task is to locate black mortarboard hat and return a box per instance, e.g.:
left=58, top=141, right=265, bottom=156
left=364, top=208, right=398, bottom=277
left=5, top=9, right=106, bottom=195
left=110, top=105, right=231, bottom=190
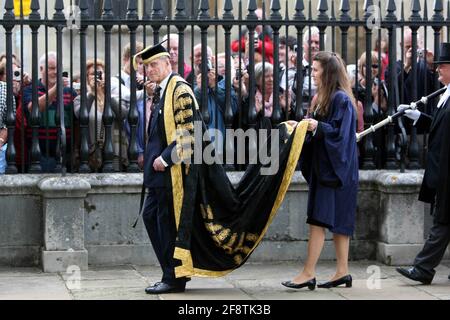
left=133, top=39, right=169, bottom=70
left=434, top=43, right=450, bottom=65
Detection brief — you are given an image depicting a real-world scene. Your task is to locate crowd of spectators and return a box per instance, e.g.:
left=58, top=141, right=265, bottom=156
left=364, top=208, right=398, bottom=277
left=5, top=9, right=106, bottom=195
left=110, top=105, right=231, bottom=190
left=0, top=25, right=437, bottom=173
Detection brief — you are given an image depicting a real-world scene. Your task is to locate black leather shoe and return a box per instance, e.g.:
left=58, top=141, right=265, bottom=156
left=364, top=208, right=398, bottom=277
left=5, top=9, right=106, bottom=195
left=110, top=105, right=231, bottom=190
left=396, top=267, right=432, bottom=285
left=317, top=275, right=352, bottom=288
left=146, top=282, right=161, bottom=289
left=146, top=277, right=191, bottom=289
left=145, top=282, right=186, bottom=294
left=281, top=278, right=316, bottom=290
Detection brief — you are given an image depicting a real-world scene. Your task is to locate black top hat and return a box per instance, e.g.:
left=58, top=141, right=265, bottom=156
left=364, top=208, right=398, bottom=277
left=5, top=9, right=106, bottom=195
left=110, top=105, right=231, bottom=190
left=434, top=43, right=450, bottom=65
left=133, top=39, right=169, bottom=70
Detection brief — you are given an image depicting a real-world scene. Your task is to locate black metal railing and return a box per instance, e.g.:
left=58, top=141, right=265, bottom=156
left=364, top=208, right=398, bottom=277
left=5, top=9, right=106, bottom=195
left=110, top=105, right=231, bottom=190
left=1, top=0, right=449, bottom=174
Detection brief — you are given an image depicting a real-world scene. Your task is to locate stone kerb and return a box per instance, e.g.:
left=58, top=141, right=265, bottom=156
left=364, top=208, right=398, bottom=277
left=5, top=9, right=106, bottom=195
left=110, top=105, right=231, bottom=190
left=38, top=176, right=91, bottom=273
left=0, top=170, right=433, bottom=270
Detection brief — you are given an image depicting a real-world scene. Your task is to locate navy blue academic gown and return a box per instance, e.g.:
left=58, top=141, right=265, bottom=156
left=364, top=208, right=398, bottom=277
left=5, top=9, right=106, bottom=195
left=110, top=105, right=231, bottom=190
left=301, top=90, right=359, bottom=236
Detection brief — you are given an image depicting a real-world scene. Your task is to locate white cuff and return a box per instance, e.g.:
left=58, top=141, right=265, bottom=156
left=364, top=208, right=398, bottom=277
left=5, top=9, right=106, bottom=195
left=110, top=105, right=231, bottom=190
left=158, top=156, right=168, bottom=167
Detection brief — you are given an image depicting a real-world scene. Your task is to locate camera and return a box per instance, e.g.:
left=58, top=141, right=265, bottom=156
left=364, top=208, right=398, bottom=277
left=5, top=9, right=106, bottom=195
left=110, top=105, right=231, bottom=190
left=373, top=77, right=388, bottom=99
left=95, top=70, right=102, bottom=81
left=235, top=68, right=246, bottom=81
left=352, top=85, right=366, bottom=103
left=13, top=69, right=21, bottom=81
left=200, top=59, right=213, bottom=72
left=235, top=68, right=241, bottom=80
left=254, top=32, right=260, bottom=46
left=417, top=48, right=425, bottom=59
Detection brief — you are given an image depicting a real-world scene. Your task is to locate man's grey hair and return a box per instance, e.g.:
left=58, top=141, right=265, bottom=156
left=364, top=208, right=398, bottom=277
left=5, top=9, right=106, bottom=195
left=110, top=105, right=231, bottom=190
left=39, top=51, right=57, bottom=68
left=255, top=62, right=273, bottom=83
left=159, top=56, right=171, bottom=63
left=193, top=43, right=213, bottom=58
left=303, top=26, right=326, bottom=45
left=162, top=33, right=179, bottom=43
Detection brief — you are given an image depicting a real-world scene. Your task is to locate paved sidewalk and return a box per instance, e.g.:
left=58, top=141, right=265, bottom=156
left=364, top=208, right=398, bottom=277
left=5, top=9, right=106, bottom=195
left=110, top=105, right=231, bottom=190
left=0, top=261, right=449, bottom=300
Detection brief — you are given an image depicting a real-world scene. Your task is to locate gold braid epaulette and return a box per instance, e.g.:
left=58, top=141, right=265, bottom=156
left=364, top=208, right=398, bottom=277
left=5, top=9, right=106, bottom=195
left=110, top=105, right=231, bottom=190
left=174, top=109, right=194, bottom=124
left=173, top=84, right=194, bottom=113
left=173, top=83, right=196, bottom=172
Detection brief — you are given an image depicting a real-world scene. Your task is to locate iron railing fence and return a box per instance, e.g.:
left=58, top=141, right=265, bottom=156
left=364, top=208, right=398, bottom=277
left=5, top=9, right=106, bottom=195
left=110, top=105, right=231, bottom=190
left=1, top=0, right=450, bottom=174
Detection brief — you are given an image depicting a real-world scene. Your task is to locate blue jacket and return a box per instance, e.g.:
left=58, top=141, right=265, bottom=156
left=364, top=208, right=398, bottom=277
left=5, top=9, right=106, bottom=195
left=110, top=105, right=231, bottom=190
left=194, top=78, right=238, bottom=148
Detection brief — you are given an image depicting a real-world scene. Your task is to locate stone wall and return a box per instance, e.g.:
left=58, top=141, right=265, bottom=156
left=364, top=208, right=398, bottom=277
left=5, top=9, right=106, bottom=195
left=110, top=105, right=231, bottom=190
left=0, top=171, right=448, bottom=272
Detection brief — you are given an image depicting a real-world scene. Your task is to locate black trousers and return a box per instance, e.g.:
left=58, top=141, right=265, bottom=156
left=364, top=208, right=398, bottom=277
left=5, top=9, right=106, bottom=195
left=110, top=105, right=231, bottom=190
left=414, top=214, right=450, bottom=279
left=142, top=187, right=186, bottom=287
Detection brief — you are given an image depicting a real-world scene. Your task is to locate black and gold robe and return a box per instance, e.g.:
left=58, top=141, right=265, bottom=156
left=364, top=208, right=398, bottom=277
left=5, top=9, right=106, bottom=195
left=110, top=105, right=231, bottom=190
left=160, top=75, right=308, bottom=278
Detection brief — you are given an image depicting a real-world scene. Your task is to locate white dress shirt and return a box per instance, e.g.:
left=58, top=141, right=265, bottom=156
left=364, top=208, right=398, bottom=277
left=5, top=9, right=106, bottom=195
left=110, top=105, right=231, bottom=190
left=156, top=73, right=172, bottom=167
left=110, top=70, right=144, bottom=102
left=437, top=84, right=450, bottom=109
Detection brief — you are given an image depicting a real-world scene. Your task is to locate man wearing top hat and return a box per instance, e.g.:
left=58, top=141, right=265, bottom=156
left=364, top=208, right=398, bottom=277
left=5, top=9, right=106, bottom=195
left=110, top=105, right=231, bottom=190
left=134, top=41, right=200, bottom=294
left=396, top=43, right=450, bottom=285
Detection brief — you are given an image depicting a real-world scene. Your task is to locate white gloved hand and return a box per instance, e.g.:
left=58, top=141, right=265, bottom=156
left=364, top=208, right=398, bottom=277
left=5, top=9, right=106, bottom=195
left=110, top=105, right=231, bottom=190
left=397, top=104, right=410, bottom=113
left=403, top=109, right=421, bottom=121
left=397, top=104, right=421, bottom=122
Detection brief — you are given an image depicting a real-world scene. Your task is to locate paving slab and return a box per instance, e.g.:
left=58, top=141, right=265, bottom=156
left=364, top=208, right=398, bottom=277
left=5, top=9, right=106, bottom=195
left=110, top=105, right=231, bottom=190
left=0, top=261, right=449, bottom=300
left=160, top=288, right=252, bottom=300
left=332, top=279, right=438, bottom=300
left=72, top=287, right=159, bottom=300
left=0, top=267, right=45, bottom=277
left=0, top=275, right=71, bottom=300
left=69, top=278, right=148, bottom=290
left=59, top=268, right=141, bottom=281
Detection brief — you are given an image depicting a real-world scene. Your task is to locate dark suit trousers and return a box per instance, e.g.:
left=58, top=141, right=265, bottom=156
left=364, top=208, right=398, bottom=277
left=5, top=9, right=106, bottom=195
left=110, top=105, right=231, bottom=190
left=142, top=187, right=186, bottom=287
left=414, top=213, right=450, bottom=278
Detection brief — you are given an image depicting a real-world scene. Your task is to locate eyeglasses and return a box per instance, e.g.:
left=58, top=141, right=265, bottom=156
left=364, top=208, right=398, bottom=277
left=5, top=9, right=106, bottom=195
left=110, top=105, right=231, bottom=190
left=371, top=64, right=379, bottom=68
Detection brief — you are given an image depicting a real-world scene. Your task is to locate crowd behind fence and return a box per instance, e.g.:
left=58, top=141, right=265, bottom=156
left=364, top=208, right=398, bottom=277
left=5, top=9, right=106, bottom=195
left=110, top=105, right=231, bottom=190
left=1, top=0, right=450, bottom=175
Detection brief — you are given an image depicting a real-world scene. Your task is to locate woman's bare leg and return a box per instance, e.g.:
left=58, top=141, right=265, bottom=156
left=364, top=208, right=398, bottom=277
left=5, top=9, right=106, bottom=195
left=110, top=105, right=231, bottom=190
left=330, top=233, right=350, bottom=280
left=292, top=225, right=326, bottom=283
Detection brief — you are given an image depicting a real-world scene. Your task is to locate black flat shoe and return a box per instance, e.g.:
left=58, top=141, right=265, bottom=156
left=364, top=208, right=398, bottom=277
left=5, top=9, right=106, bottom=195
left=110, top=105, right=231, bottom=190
left=318, top=275, right=352, bottom=288
left=281, top=278, right=316, bottom=290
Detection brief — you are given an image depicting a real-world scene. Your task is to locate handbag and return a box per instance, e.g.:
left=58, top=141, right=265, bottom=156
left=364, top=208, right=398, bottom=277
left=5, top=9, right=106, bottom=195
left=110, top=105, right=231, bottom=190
left=88, top=141, right=103, bottom=170
left=88, top=116, right=105, bottom=170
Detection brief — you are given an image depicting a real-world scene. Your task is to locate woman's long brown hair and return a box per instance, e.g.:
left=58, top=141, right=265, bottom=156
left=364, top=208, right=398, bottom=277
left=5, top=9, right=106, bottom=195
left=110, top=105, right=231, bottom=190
left=310, top=51, right=356, bottom=117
